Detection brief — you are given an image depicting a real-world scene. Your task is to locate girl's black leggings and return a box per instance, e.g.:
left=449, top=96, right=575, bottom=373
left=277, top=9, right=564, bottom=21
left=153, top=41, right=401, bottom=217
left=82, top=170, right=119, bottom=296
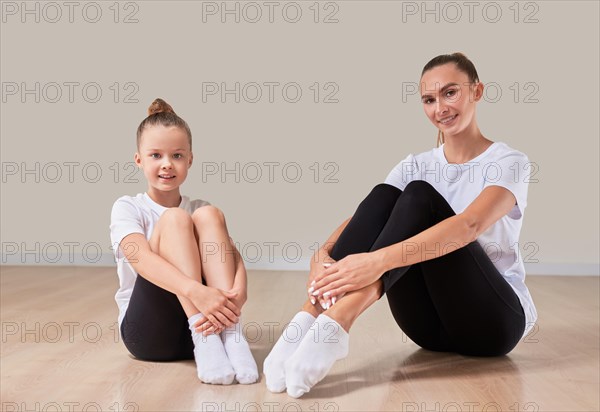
left=329, top=181, right=526, bottom=356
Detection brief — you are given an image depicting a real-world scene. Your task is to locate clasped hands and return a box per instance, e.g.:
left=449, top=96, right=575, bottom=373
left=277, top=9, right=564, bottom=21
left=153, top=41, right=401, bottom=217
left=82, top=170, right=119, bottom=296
left=308, top=251, right=386, bottom=309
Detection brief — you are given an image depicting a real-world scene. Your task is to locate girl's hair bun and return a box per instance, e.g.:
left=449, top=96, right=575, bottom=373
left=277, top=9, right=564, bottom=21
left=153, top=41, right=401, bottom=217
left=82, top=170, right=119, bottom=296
left=148, top=98, right=175, bottom=116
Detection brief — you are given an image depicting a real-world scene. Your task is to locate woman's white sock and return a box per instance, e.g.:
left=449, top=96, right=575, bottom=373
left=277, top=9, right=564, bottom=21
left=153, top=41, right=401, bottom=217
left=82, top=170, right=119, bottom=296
left=221, top=321, right=259, bottom=384
left=187, top=313, right=235, bottom=385
left=284, top=314, right=349, bottom=398
left=263, top=311, right=316, bottom=393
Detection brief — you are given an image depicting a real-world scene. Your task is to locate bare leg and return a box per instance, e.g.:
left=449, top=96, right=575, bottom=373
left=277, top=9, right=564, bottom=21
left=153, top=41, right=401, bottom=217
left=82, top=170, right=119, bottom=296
left=192, top=206, right=259, bottom=384
left=192, top=206, right=236, bottom=291
left=149, top=207, right=235, bottom=384
left=148, top=208, right=203, bottom=318
left=322, top=279, right=384, bottom=332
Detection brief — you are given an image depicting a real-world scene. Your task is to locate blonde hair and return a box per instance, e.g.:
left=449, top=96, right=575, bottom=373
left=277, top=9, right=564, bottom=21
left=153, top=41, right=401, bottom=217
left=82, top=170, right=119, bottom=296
left=136, top=98, right=192, bottom=150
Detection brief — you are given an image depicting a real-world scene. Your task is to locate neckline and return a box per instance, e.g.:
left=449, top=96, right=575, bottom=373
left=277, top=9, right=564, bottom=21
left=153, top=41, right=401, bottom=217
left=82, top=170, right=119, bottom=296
left=440, top=142, right=497, bottom=165
left=143, top=192, right=184, bottom=214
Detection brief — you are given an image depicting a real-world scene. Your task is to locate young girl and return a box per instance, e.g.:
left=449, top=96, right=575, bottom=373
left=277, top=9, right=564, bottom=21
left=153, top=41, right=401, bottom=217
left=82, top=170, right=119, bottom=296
left=109, top=98, right=258, bottom=385
left=264, top=52, right=538, bottom=397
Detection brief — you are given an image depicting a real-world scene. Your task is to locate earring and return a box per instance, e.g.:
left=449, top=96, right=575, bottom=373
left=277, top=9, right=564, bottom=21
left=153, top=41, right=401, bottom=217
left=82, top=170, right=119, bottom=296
left=437, top=129, right=444, bottom=147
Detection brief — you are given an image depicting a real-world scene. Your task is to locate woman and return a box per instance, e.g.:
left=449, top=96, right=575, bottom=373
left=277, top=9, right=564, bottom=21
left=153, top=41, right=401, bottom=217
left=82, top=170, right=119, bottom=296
left=263, top=52, right=537, bottom=398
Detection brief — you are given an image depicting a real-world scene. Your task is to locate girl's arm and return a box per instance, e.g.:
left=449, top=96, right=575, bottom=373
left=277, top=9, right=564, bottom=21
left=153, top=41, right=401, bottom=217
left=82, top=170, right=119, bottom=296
left=120, top=233, right=240, bottom=326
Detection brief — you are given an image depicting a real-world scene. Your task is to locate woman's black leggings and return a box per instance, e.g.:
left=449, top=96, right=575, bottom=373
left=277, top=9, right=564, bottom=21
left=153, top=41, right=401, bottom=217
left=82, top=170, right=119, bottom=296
left=329, top=181, right=525, bottom=356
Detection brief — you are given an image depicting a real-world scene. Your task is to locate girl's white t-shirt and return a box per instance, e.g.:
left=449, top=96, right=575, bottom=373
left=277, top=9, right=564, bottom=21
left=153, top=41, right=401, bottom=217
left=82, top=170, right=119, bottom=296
left=109, top=192, right=210, bottom=328
left=384, top=141, right=537, bottom=338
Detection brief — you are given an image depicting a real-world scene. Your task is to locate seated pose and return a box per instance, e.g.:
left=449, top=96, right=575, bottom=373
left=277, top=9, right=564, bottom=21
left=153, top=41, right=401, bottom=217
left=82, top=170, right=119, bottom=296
left=264, top=52, right=538, bottom=398
left=110, top=98, right=258, bottom=385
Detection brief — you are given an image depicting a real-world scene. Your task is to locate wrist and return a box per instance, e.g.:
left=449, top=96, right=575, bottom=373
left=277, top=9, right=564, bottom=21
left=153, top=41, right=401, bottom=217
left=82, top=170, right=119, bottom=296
left=373, top=249, right=389, bottom=273
left=185, top=278, right=204, bottom=300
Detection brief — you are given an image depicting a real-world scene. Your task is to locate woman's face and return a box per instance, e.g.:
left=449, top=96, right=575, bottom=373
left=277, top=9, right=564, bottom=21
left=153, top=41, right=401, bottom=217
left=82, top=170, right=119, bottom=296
left=420, top=63, right=483, bottom=137
left=134, top=125, right=193, bottom=193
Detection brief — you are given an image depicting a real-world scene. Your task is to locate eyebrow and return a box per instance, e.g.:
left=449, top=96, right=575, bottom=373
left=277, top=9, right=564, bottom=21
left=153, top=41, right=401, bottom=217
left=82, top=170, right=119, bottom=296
left=420, top=82, right=460, bottom=99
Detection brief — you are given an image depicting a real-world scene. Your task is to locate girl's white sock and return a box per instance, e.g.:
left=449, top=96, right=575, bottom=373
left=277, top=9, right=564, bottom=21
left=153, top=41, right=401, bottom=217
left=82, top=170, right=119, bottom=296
left=188, top=313, right=235, bottom=385
left=263, top=311, right=316, bottom=393
left=221, top=321, right=259, bottom=384
left=284, top=314, right=349, bottom=398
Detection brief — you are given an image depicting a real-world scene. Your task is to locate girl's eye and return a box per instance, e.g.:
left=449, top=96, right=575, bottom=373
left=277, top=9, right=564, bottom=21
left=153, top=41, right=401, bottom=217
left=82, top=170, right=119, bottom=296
left=174, top=154, right=183, bottom=159
left=151, top=153, right=160, bottom=159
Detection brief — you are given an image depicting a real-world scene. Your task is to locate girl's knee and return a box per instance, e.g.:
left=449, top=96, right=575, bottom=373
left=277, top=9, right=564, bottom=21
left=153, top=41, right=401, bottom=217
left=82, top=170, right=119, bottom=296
left=192, top=205, right=225, bottom=225
left=159, top=208, right=194, bottom=228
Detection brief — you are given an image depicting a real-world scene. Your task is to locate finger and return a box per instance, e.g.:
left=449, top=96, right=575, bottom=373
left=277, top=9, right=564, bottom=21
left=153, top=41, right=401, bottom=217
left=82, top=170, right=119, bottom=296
left=316, top=263, right=339, bottom=283
left=222, top=305, right=239, bottom=324
left=312, top=272, right=342, bottom=295
left=225, top=300, right=241, bottom=317
left=319, top=279, right=348, bottom=297
left=197, top=322, right=213, bottom=333
left=207, top=313, right=224, bottom=330
left=194, top=317, right=210, bottom=329
left=214, top=310, right=233, bottom=327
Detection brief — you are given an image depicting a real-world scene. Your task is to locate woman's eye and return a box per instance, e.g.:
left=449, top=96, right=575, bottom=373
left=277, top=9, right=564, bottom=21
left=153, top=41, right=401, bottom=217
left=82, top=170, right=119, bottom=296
left=446, top=89, right=457, bottom=97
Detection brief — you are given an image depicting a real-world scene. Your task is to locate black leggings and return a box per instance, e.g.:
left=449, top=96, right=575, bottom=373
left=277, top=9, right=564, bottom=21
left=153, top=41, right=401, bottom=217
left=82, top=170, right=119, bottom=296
left=120, top=274, right=206, bottom=361
left=329, top=181, right=525, bottom=356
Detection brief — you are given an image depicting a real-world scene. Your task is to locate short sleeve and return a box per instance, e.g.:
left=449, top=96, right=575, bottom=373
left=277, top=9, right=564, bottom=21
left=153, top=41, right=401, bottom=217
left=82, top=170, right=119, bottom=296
left=109, top=197, right=146, bottom=260
left=482, top=151, right=530, bottom=220
left=384, top=153, right=417, bottom=190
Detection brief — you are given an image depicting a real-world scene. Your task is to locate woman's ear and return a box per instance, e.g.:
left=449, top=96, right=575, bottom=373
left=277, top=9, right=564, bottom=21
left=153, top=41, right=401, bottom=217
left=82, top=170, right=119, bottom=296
left=473, top=82, right=484, bottom=102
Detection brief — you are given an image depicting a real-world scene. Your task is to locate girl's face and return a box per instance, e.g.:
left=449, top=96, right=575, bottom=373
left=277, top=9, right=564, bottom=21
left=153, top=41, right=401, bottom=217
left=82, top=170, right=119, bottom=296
left=134, top=125, right=193, bottom=193
left=420, top=63, right=483, bottom=137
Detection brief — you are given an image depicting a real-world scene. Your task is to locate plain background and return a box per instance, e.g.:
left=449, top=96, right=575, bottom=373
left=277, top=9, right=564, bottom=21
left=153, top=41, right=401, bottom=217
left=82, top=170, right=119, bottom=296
left=1, top=1, right=598, bottom=274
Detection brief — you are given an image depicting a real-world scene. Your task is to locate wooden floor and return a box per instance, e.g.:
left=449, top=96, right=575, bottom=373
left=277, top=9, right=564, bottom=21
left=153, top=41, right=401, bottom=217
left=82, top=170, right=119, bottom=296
left=1, top=266, right=599, bottom=412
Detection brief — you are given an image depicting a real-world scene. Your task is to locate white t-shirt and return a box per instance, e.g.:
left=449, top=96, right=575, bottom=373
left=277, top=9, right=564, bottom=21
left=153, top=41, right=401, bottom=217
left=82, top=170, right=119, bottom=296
left=109, top=192, right=211, bottom=328
left=384, top=141, right=537, bottom=338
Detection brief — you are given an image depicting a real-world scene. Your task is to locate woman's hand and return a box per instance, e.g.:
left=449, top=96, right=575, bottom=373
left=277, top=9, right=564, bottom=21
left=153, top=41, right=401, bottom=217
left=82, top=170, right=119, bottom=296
left=308, top=251, right=336, bottom=308
left=311, top=252, right=386, bottom=300
left=188, top=284, right=240, bottom=336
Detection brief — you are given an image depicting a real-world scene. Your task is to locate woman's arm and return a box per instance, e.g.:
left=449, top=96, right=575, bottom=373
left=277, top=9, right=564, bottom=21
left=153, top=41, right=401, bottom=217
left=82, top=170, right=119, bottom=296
left=311, top=217, right=352, bottom=270
left=312, top=185, right=517, bottom=297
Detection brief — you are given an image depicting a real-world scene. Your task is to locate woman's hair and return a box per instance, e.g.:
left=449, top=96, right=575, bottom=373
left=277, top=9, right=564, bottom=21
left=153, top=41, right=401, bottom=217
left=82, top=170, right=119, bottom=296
left=136, top=98, right=192, bottom=150
left=420, top=52, right=480, bottom=147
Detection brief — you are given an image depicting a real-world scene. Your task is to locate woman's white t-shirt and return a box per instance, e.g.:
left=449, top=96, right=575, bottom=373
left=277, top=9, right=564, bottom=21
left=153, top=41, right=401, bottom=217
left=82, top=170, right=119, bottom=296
left=109, top=192, right=210, bottom=328
left=384, top=141, right=537, bottom=338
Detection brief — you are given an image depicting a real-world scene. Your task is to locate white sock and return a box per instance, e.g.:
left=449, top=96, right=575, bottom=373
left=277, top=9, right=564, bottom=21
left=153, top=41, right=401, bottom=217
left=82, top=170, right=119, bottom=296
left=263, top=311, right=316, bottom=393
left=284, top=314, right=349, bottom=398
left=187, top=313, right=235, bottom=385
left=221, top=321, right=259, bottom=384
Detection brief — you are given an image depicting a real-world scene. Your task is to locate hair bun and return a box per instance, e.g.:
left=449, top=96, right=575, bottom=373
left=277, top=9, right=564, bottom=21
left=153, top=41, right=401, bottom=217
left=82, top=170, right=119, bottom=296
left=148, top=98, right=175, bottom=116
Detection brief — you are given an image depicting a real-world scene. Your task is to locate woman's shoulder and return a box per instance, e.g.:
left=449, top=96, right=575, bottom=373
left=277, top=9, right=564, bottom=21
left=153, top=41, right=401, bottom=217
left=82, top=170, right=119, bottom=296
left=490, top=141, right=530, bottom=162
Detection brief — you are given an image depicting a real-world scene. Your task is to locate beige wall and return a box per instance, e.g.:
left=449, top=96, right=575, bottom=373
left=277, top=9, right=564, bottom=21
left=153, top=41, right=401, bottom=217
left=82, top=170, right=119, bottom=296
left=1, top=1, right=598, bottom=274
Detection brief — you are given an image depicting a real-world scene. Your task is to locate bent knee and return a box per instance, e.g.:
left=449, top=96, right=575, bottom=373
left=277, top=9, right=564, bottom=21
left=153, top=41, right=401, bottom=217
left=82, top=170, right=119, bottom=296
left=192, top=205, right=225, bottom=225
left=160, top=207, right=193, bottom=227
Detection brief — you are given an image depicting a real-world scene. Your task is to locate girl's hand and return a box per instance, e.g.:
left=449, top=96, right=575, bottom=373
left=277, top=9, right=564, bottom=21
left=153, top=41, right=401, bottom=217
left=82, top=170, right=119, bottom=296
left=189, top=285, right=240, bottom=336
left=311, top=252, right=386, bottom=299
